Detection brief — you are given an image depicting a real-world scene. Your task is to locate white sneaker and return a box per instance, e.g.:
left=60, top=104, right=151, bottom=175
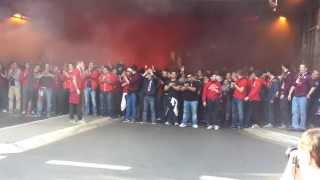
left=174, top=122, right=179, bottom=126
left=192, top=124, right=198, bottom=129
left=214, top=125, right=220, bottom=130
left=165, top=121, right=170, bottom=126
left=207, top=125, right=213, bottom=130
left=69, top=120, right=76, bottom=124
left=251, top=124, right=261, bottom=128
left=263, top=123, right=273, bottom=128
left=78, top=120, right=86, bottom=124
left=2, top=109, right=7, bottom=113
left=179, top=123, right=187, bottom=128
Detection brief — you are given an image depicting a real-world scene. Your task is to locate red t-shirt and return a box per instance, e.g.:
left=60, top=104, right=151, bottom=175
left=248, top=78, right=264, bottom=101
left=85, top=70, right=99, bottom=90
left=70, top=68, right=84, bottom=92
left=63, top=72, right=72, bottom=90
left=20, top=69, right=30, bottom=87
left=202, top=80, right=222, bottom=102
left=69, top=68, right=83, bottom=104
left=233, top=77, right=249, bottom=100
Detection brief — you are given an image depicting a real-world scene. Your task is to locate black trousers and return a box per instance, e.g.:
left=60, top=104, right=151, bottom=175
left=279, top=98, right=290, bottom=126
left=206, top=99, right=221, bottom=126
left=245, top=101, right=261, bottom=127
left=164, top=96, right=179, bottom=124
left=69, top=103, right=82, bottom=121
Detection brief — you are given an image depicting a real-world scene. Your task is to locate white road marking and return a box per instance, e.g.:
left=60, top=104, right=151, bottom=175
left=46, top=160, right=132, bottom=171
left=0, top=156, right=7, bottom=160
left=200, top=176, right=239, bottom=180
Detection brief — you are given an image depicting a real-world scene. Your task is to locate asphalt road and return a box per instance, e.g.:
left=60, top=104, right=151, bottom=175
left=0, top=121, right=288, bottom=180
left=0, top=112, right=43, bottom=128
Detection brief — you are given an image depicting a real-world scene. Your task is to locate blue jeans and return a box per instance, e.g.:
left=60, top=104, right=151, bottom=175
left=142, top=96, right=156, bottom=122
left=125, top=92, right=137, bottom=121
left=182, top=100, right=198, bottom=125
left=232, top=99, right=245, bottom=128
left=292, top=96, right=307, bottom=129
left=100, top=92, right=114, bottom=117
left=37, top=87, right=52, bottom=116
left=84, top=87, right=97, bottom=115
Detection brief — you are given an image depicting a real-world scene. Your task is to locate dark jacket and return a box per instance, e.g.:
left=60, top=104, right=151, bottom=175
left=142, top=78, right=157, bottom=97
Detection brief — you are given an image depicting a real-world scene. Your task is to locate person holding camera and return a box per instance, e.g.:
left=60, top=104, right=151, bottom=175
left=281, top=128, right=320, bottom=180
left=141, top=68, right=158, bottom=124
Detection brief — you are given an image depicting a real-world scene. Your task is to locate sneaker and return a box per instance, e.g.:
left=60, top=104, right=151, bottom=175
left=192, top=124, right=198, bottom=129
left=139, top=121, right=145, bottom=124
left=251, top=124, right=261, bottom=128
left=214, top=125, right=220, bottom=130
left=179, top=123, right=187, bottom=128
left=278, top=124, right=287, bottom=129
left=207, top=125, right=213, bottom=130
left=123, top=119, right=130, bottom=123
left=69, top=120, right=76, bottom=124
left=21, top=111, right=26, bottom=115
left=78, top=120, right=86, bottom=124
left=2, top=109, right=7, bottom=113
left=152, top=122, right=157, bottom=125
left=174, top=122, right=179, bottom=126
left=263, top=123, right=273, bottom=128
left=165, top=121, right=171, bottom=126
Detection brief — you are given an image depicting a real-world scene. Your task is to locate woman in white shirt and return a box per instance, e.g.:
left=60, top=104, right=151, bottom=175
left=281, top=128, right=320, bottom=180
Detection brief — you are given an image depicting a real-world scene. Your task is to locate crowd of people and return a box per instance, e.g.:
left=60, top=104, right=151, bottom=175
left=0, top=60, right=319, bottom=131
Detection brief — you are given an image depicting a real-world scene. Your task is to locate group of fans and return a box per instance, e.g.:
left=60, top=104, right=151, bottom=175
left=0, top=61, right=319, bottom=131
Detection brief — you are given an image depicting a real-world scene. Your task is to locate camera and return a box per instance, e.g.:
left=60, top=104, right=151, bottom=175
left=286, top=146, right=299, bottom=168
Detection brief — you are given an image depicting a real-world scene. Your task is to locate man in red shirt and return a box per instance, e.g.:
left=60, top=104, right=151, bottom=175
left=99, top=66, right=119, bottom=117
left=69, top=61, right=84, bottom=123
left=83, top=62, right=99, bottom=116
left=202, top=74, right=222, bottom=130
left=244, top=70, right=265, bottom=128
left=231, top=70, right=249, bottom=129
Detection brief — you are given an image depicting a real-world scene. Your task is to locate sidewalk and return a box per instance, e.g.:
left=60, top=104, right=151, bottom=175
left=0, top=115, right=113, bottom=154
left=0, top=112, right=43, bottom=128
left=243, top=128, right=301, bottom=146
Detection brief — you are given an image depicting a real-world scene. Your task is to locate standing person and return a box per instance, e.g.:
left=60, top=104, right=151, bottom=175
left=69, top=61, right=85, bottom=123
left=141, top=68, right=158, bottom=124
left=99, top=66, right=118, bottom=118
left=37, top=64, right=55, bottom=117
left=164, top=71, right=181, bottom=126
left=0, top=63, right=7, bottom=112
left=179, top=74, right=200, bottom=128
left=288, top=64, right=315, bottom=131
left=264, top=71, right=280, bottom=128
left=222, top=72, right=233, bottom=127
left=279, top=64, right=294, bottom=128
left=308, top=70, right=320, bottom=127
left=21, top=62, right=34, bottom=116
left=7, top=62, right=21, bottom=114
left=32, top=65, right=41, bottom=115
left=61, top=64, right=73, bottom=114
left=83, top=62, right=99, bottom=116
left=124, top=66, right=142, bottom=123
left=244, top=70, right=265, bottom=128
left=53, top=66, right=65, bottom=115
left=202, top=74, right=222, bottom=130
left=231, top=70, right=249, bottom=129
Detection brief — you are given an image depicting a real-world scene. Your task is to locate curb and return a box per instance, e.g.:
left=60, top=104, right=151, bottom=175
left=242, top=128, right=299, bottom=146
left=0, top=117, right=112, bottom=154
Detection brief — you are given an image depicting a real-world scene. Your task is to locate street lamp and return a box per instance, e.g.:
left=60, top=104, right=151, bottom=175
left=8, top=13, right=28, bottom=25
